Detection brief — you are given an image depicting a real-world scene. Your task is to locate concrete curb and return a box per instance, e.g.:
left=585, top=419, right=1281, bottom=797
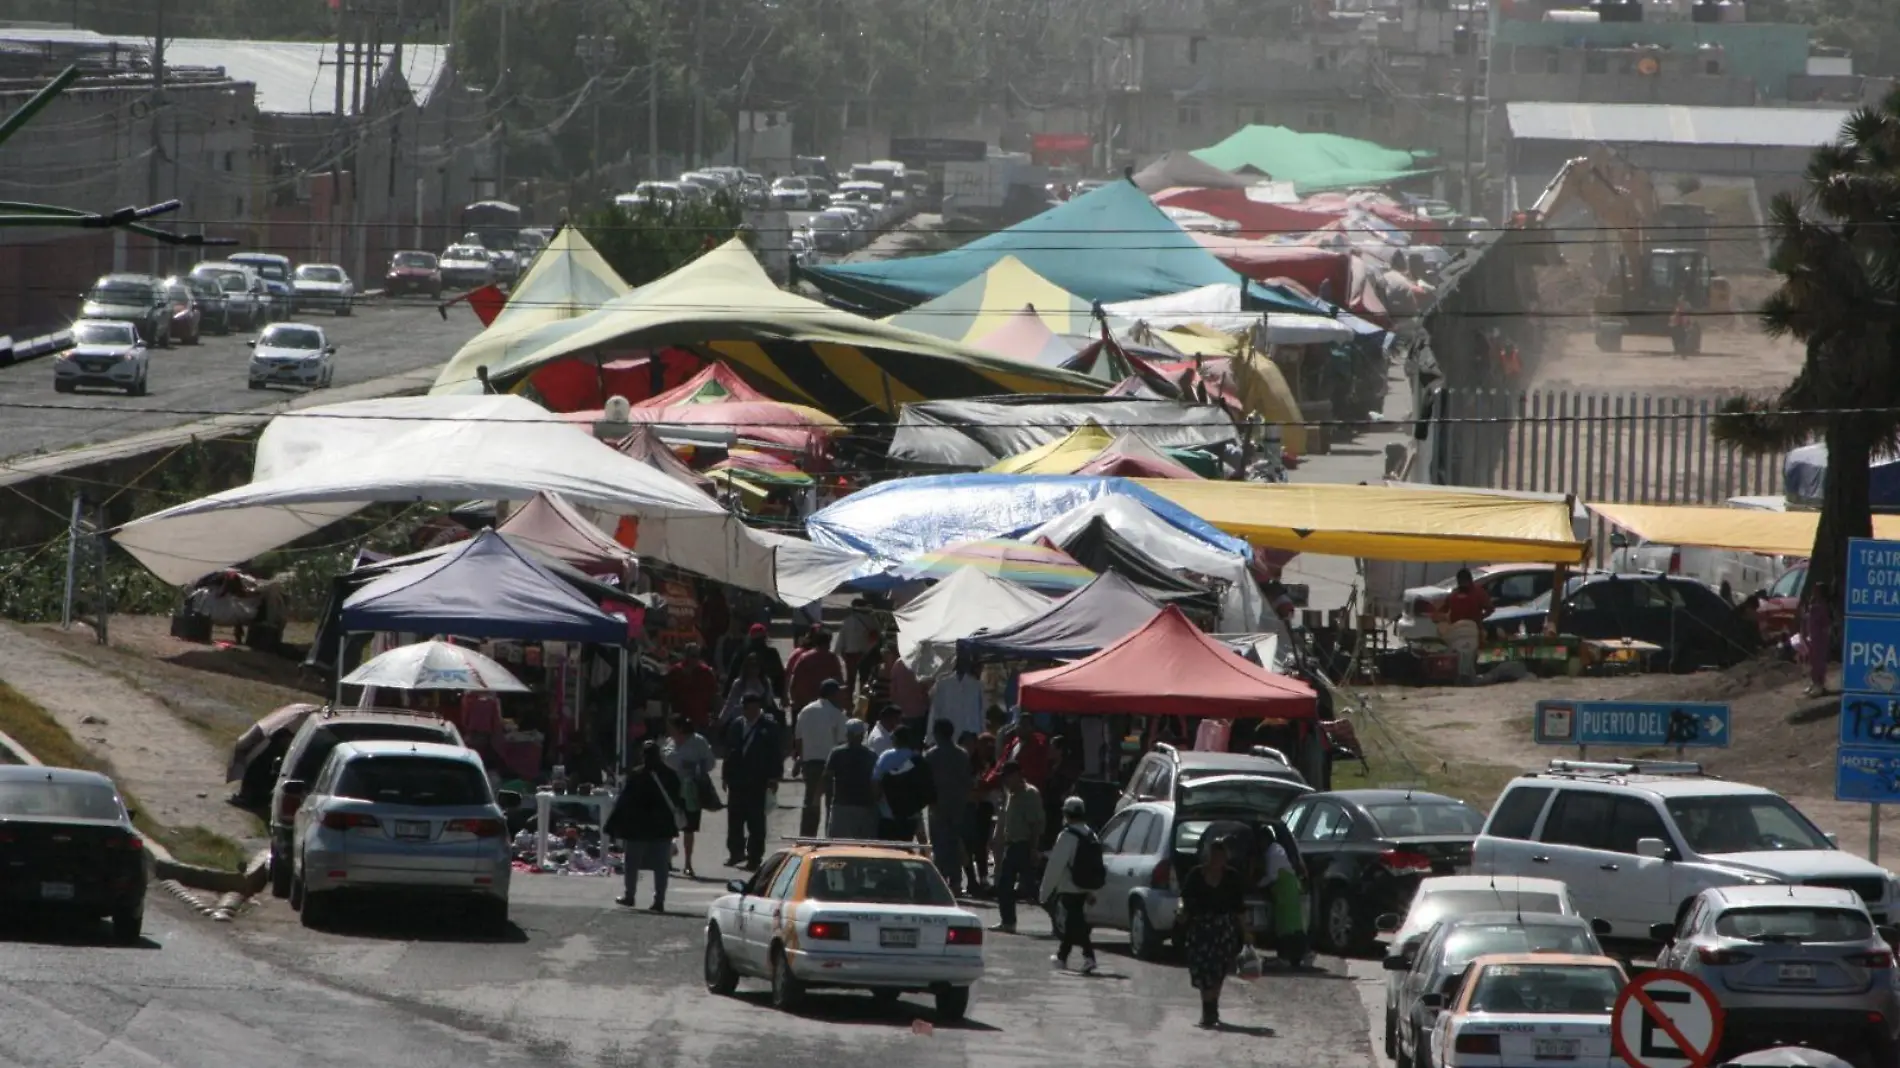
left=0, top=727, right=43, bottom=765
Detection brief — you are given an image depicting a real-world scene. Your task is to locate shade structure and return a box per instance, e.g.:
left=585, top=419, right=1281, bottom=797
left=494, top=491, right=638, bottom=577
left=1152, top=187, right=1348, bottom=238
left=894, top=566, right=1053, bottom=678
left=340, top=639, right=532, bottom=692
left=711, top=448, right=812, bottom=484
left=1018, top=605, right=1316, bottom=719
left=1584, top=502, right=1900, bottom=558
left=584, top=398, right=842, bottom=452
left=960, top=570, right=1164, bottom=662
left=1191, top=233, right=1352, bottom=297
left=1134, top=480, right=1590, bottom=565
left=1191, top=126, right=1433, bottom=195
left=1130, top=151, right=1262, bottom=194
left=1784, top=442, right=1900, bottom=508
left=889, top=396, right=1239, bottom=469
left=1053, top=516, right=1219, bottom=613
left=896, top=537, right=1096, bottom=593
left=800, top=181, right=1247, bottom=316
left=439, top=226, right=634, bottom=395
left=638, top=362, right=769, bottom=408
left=1023, top=494, right=1264, bottom=632
left=970, top=307, right=1082, bottom=368
left=430, top=238, right=1101, bottom=409
left=616, top=424, right=714, bottom=492
left=342, top=530, right=629, bottom=644
left=881, top=255, right=1098, bottom=342
left=985, top=422, right=1202, bottom=480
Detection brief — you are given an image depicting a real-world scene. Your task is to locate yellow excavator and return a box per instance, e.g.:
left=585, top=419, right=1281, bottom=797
left=1517, top=145, right=1730, bottom=355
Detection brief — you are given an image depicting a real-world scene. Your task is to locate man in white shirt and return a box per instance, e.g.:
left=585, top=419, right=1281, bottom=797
left=929, top=661, right=985, bottom=741
left=793, top=679, right=849, bottom=837
left=865, top=704, right=901, bottom=756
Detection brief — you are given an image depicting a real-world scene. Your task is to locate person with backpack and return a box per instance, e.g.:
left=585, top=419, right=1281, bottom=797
left=1038, top=796, right=1103, bottom=974
left=871, top=724, right=934, bottom=842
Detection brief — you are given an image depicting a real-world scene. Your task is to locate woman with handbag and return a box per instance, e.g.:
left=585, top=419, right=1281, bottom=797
left=605, top=740, right=686, bottom=913
left=662, top=715, right=720, bottom=878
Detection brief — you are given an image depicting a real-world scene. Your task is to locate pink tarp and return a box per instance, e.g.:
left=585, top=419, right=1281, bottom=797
left=972, top=306, right=1083, bottom=368
left=495, top=491, right=640, bottom=578
left=1190, top=234, right=1351, bottom=298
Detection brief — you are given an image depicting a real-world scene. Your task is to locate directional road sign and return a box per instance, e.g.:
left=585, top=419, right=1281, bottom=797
left=1837, top=746, right=1900, bottom=803
left=1533, top=700, right=1730, bottom=749
left=1611, top=970, right=1725, bottom=1068
left=1842, top=616, right=1900, bottom=694
left=1847, top=538, right=1900, bottom=619
left=1838, top=695, right=1900, bottom=747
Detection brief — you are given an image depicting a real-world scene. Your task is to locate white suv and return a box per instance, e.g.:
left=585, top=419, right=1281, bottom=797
left=1471, top=760, right=1898, bottom=942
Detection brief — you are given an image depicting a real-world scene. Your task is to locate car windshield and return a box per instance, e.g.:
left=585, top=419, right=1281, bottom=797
left=814, top=213, right=850, bottom=231
left=1407, top=890, right=1567, bottom=937
left=1665, top=794, right=1832, bottom=854
left=296, top=266, right=345, bottom=282
left=167, top=284, right=192, bottom=302
left=335, top=757, right=491, bottom=807
left=1714, top=906, right=1873, bottom=943
left=1178, top=777, right=1304, bottom=815
left=445, top=247, right=483, bottom=260
left=1442, top=923, right=1599, bottom=973
left=235, top=259, right=287, bottom=280
left=0, top=780, right=123, bottom=820
left=1369, top=802, right=1486, bottom=837
left=73, top=321, right=136, bottom=345
left=805, top=856, right=955, bottom=906
left=1467, top=963, right=1623, bottom=1015
left=188, top=278, right=222, bottom=298
left=261, top=326, right=322, bottom=350
left=775, top=178, right=806, bottom=190
left=393, top=252, right=436, bottom=269
left=89, top=281, right=151, bottom=303
left=199, top=270, right=247, bottom=292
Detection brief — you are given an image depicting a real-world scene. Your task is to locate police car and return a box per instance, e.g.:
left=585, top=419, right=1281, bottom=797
left=1427, top=953, right=1627, bottom=1068
left=703, top=839, right=985, bottom=1020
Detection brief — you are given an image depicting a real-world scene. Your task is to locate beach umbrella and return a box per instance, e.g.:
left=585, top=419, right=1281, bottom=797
left=341, top=640, right=530, bottom=692
left=896, top=537, right=1095, bottom=593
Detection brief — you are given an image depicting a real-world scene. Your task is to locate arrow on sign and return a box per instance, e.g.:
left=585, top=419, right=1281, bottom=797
left=1703, top=716, right=1725, bottom=737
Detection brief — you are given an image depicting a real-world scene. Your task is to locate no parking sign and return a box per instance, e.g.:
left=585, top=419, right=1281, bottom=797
left=1611, top=970, right=1725, bottom=1068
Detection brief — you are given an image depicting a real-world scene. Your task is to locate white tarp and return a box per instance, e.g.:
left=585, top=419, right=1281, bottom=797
left=1023, top=494, right=1264, bottom=632
left=1104, top=283, right=1354, bottom=343
left=112, top=395, right=866, bottom=606
left=894, top=567, right=1052, bottom=680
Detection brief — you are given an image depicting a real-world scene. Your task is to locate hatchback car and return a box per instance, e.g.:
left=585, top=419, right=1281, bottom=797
left=1484, top=572, right=1759, bottom=671
left=1282, top=789, right=1488, bottom=954
left=704, top=841, right=985, bottom=1021
left=227, top=252, right=295, bottom=320
left=1654, top=885, right=1900, bottom=1066
left=247, top=322, right=335, bottom=391
left=288, top=740, right=510, bottom=930
left=0, top=765, right=151, bottom=943
left=79, top=274, right=171, bottom=346
left=55, top=319, right=149, bottom=395
left=1117, top=744, right=1309, bottom=815
left=1428, top=954, right=1628, bottom=1068
left=1377, top=875, right=1580, bottom=966
left=291, top=263, right=354, bottom=316
left=189, top=262, right=268, bottom=330
left=384, top=250, right=442, bottom=297
left=437, top=245, right=494, bottom=290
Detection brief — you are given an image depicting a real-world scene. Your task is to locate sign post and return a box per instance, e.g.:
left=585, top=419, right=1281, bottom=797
left=1534, top=700, right=1730, bottom=759
left=1837, top=538, right=1900, bottom=863
left=1610, top=970, right=1724, bottom=1068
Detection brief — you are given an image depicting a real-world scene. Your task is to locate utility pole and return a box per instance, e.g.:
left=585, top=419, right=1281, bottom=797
left=690, top=0, right=706, bottom=168
left=1460, top=70, right=1474, bottom=218
left=647, top=37, right=659, bottom=179
left=575, top=24, right=617, bottom=203
left=495, top=1, right=508, bottom=199
left=149, top=0, right=166, bottom=275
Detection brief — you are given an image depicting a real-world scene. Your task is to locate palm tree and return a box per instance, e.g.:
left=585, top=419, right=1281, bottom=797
left=1714, top=89, right=1900, bottom=596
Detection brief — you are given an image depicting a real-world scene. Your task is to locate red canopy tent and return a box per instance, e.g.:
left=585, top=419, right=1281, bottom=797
left=1017, top=605, right=1316, bottom=719
left=1190, top=233, right=1350, bottom=298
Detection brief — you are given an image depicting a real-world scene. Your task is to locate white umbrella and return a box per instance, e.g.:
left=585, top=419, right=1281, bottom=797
left=340, top=640, right=530, bottom=693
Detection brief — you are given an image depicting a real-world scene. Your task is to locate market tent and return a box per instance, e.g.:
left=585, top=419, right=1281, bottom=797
left=1054, top=515, right=1220, bottom=613
left=341, top=530, right=628, bottom=643
left=1106, top=284, right=1355, bottom=341
left=971, top=307, right=1083, bottom=367
left=430, top=239, right=1101, bottom=409
left=1585, top=502, right=1900, bottom=557
left=1191, top=126, right=1434, bottom=195
left=984, top=422, right=1202, bottom=480
left=894, top=566, right=1053, bottom=678
left=1131, top=151, right=1261, bottom=193
left=494, top=491, right=639, bottom=577
left=639, top=362, right=771, bottom=407
left=1018, top=605, right=1316, bottom=718
left=440, top=226, right=633, bottom=395
left=1072, top=433, right=1205, bottom=480
left=1191, top=233, right=1352, bottom=296
left=1133, top=480, right=1589, bottom=564
left=881, top=255, right=1098, bottom=342
left=961, top=570, right=1164, bottom=662
left=1152, top=187, right=1348, bottom=237
left=800, top=180, right=1248, bottom=316
left=617, top=425, right=714, bottom=492
left=889, top=396, right=1238, bottom=468
left=1785, top=442, right=1900, bottom=508
left=1023, top=493, right=1263, bottom=631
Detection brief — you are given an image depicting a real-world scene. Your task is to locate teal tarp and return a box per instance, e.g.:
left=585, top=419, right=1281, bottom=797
left=800, top=180, right=1249, bottom=317
left=1191, top=125, right=1435, bottom=195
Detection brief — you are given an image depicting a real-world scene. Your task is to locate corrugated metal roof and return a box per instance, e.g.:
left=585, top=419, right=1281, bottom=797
left=1505, top=102, right=1854, bottom=148
left=0, top=26, right=446, bottom=114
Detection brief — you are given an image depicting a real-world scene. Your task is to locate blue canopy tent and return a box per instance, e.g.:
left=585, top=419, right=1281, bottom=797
left=1784, top=443, right=1900, bottom=509
left=959, top=570, right=1164, bottom=662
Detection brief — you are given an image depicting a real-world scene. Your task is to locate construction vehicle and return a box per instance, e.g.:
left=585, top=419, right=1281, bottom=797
left=1518, top=146, right=1730, bottom=355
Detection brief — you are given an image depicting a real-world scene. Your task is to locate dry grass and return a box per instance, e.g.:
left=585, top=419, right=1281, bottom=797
left=1335, top=697, right=1523, bottom=806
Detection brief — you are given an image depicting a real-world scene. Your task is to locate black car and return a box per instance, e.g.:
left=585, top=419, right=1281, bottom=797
left=0, top=765, right=150, bottom=942
left=183, top=274, right=230, bottom=334
left=1484, top=572, right=1760, bottom=672
left=1280, top=789, right=1486, bottom=956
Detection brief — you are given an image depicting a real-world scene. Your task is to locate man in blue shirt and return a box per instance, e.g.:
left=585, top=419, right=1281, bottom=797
left=871, top=724, right=927, bottom=842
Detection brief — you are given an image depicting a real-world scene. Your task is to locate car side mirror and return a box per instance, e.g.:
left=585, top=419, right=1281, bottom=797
left=497, top=790, right=522, bottom=808
left=1383, top=955, right=1411, bottom=971
left=280, top=780, right=307, bottom=798
left=1609, top=532, right=1631, bottom=550
left=1420, top=992, right=1445, bottom=1009
left=325, top=346, right=336, bottom=354
left=1635, top=837, right=1669, bottom=859
left=726, top=878, right=748, bottom=895
left=1826, top=832, right=1840, bottom=847
left=1650, top=922, right=1677, bottom=943
left=1591, top=918, right=1613, bottom=936
left=1376, top=913, right=1402, bottom=933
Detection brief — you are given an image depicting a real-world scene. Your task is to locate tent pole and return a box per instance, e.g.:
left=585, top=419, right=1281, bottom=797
left=616, top=646, right=629, bottom=774
left=334, top=632, right=346, bottom=706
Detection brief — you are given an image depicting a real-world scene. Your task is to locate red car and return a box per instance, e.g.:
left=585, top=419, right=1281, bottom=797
left=384, top=250, right=443, bottom=298
left=161, top=277, right=202, bottom=345
left=1756, top=561, right=1807, bottom=644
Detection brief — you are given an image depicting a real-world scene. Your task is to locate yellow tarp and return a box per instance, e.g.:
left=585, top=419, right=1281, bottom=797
left=985, top=423, right=1118, bottom=475
left=1585, top=502, right=1900, bottom=557
left=1135, top=481, right=1588, bottom=564
left=1228, top=350, right=1307, bottom=456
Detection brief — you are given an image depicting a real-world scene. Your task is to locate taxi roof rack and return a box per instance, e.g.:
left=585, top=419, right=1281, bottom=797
left=783, top=836, right=931, bottom=853
left=1544, top=759, right=1705, bottom=778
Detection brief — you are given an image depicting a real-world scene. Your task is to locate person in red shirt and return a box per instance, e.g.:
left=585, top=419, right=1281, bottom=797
left=785, top=628, right=845, bottom=724
left=1439, top=569, right=1493, bottom=626
left=665, top=643, right=719, bottom=731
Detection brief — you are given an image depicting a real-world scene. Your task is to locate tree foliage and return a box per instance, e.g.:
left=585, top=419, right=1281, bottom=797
left=577, top=195, right=742, bottom=288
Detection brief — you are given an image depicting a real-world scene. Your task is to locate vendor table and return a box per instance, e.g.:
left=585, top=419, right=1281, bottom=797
left=533, top=788, right=614, bottom=869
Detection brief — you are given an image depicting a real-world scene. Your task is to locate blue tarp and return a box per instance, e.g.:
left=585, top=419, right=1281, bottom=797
left=342, top=529, right=627, bottom=643
left=806, top=473, right=1252, bottom=567
left=1784, top=443, right=1900, bottom=508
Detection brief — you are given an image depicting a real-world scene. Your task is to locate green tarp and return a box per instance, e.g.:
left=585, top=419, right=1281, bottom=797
left=1191, top=125, right=1435, bottom=195
left=799, top=180, right=1248, bottom=317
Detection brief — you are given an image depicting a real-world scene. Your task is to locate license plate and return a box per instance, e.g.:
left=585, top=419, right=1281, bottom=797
left=879, top=927, right=918, bottom=948
left=1780, top=963, right=1816, bottom=981
left=393, top=820, right=429, bottom=839
left=1535, top=1039, right=1579, bottom=1059
left=40, top=882, right=74, bottom=901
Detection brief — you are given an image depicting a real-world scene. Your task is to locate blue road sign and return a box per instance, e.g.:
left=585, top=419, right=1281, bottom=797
left=1847, top=538, right=1900, bottom=620
left=1839, top=695, right=1900, bottom=746
left=1837, top=746, right=1900, bottom=803
left=1534, top=700, right=1730, bottom=749
left=1842, top=616, right=1900, bottom=694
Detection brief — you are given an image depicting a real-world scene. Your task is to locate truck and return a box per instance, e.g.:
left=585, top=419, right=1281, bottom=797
left=940, top=153, right=1050, bottom=226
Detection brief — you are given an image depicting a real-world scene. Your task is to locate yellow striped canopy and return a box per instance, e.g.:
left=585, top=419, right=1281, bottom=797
left=881, top=255, right=1099, bottom=344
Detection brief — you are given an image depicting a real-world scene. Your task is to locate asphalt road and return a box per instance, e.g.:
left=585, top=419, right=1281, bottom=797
left=0, top=299, right=482, bottom=462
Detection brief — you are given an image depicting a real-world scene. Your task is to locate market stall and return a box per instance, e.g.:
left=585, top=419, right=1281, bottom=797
left=893, top=566, right=1053, bottom=679
left=959, top=571, right=1163, bottom=663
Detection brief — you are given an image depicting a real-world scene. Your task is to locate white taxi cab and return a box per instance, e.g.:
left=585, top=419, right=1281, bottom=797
left=703, top=839, right=985, bottom=1020
left=1427, top=953, right=1628, bottom=1068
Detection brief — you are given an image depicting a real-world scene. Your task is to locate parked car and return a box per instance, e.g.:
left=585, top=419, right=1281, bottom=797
left=267, top=707, right=464, bottom=898
left=836, top=181, right=893, bottom=227
left=1610, top=532, right=1787, bottom=602
left=678, top=172, right=726, bottom=199
left=487, top=248, right=519, bottom=284
left=703, top=841, right=984, bottom=1020
left=1483, top=572, right=1759, bottom=671
left=770, top=176, right=817, bottom=210
left=1116, top=744, right=1309, bottom=815
left=1471, top=760, right=1899, bottom=943
left=1281, top=789, right=1487, bottom=954
left=184, top=273, right=231, bottom=334
left=616, top=182, right=687, bottom=212
left=0, top=764, right=152, bottom=943
left=1387, top=912, right=1606, bottom=1068
left=226, top=253, right=295, bottom=321
left=1756, top=562, right=1808, bottom=644
left=288, top=740, right=511, bottom=930
left=156, top=276, right=202, bottom=345
left=1398, top=564, right=1574, bottom=642
left=291, top=263, right=354, bottom=316
left=247, top=322, right=336, bottom=391
left=1654, top=885, right=1900, bottom=1066
left=1427, top=954, right=1628, bottom=1068
left=189, top=262, right=268, bottom=330
left=383, top=250, right=443, bottom=298
left=54, top=318, right=149, bottom=395
left=808, top=209, right=860, bottom=254
left=437, top=244, right=494, bottom=290
left=79, top=273, right=171, bottom=347
left=1376, top=874, right=1579, bottom=966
